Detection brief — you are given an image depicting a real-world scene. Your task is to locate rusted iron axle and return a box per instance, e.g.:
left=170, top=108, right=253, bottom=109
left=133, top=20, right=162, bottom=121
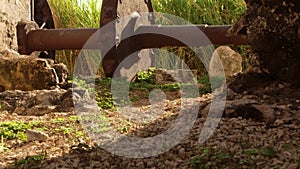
left=17, top=24, right=247, bottom=55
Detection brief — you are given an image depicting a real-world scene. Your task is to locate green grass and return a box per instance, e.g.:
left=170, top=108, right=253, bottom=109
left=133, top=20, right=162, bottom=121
left=49, top=0, right=101, bottom=74
left=152, top=0, right=247, bottom=75
left=152, top=0, right=246, bottom=25
left=49, top=0, right=247, bottom=77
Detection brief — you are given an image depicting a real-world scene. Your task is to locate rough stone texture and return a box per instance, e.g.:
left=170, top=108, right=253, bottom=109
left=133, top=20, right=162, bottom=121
left=201, top=82, right=300, bottom=124
left=228, top=0, right=300, bottom=92
left=0, top=0, right=30, bottom=51
left=26, top=129, right=49, bottom=142
left=0, top=88, right=91, bottom=115
left=210, top=46, right=243, bottom=81
left=153, top=69, right=197, bottom=84
left=0, top=51, right=69, bottom=91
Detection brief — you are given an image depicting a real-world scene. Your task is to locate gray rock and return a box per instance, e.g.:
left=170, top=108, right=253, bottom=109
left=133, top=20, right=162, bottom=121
left=26, top=129, right=48, bottom=142
left=0, top=53, right=69, bottom=91
left=287, top=163, right=299, bottom=169
left=153, top=69, right=197, bottom=84
left=0, top=89, right=77, bottom=115
left=252, top=104, right=276, bottom=123
left=209, top=46, right=243, bottom=81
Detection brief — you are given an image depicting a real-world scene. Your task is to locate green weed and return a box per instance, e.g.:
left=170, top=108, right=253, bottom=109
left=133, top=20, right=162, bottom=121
left=189, top=147, right=232, bottom=169
left=244, top=148, right=277, bottom=158
left=136, top=68, right=156, bottom=84
left=0, top=121, right=40, bottom=141
left=75, top=131, right=84, bottom=137
left=14, top=153, right=46, bottom=169
left=60, top=126, right=74, bottom=135
left=69, top=116, right=82, bottom=122
left=51, top=117, right=66, bottom=124
left=198, top=74, right=211, bottom=94
left=0, top=135, right=8, bottom=153
left=116, top=119, right=132, bottom=134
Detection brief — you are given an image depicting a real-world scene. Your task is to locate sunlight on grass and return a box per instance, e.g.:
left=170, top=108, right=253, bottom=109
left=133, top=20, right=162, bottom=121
left=49, top=0, right=247, bottom=77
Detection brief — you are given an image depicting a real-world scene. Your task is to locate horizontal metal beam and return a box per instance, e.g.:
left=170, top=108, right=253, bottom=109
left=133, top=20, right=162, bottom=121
left=27, top=29, right=98, bottom=52
left=19, top=25, right=248, bottom=55
left=135, top=25, right=247, bottom=46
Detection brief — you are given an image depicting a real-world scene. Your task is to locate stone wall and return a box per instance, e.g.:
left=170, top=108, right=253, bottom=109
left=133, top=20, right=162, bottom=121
left=0, top=0, right=31, bottom=51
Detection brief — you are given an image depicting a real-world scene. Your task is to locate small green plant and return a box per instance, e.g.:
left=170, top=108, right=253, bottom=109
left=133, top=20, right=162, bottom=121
left=60, top=126, right=74, bottom=135
left=189, top=147, right=232, bottom=169
left=136, top=68, right=156, bottom=84
left=95, top=91, right=116, bottom=110
left=94, top=78, right=117, bottom=110
left=0, top=135, right=8, bottom=153
left=75, top=131, right=84, bottom=137
left=116, top=119, right=132, bottom=133
left=52, top=117, right=66, bottom=124
left=0, top=121, right=40, bottom=141
left=14, top=153, right=46, bottom=168
left=69, top=116, right=81, bottom=122
left=244, top=148, right=277, bottom=158
left=198, top=74, right=211, bottom=94
left=282, top=142, right=300, bottom=150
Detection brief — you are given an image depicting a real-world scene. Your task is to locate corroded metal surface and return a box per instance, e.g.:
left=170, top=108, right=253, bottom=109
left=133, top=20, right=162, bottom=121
left=33, top=0, right=56, bottom=59
left=18, top=0, right=248, bottom=77
left=115, top=0, right=154, bottom=78
left=100, top=0, right=119, bottom=77
left=19, top=25, right=247, bottom=52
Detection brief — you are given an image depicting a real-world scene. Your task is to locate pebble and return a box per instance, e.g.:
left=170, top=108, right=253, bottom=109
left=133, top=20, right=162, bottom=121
left=287, top=163, right=299, bottom=169
left=147, top=160, right=155, bottom=167
left=178, top=148, right=186, bottom=158
left=278, top=84, right=285, bottom=89
left=136, top=161, right=144, bottom=168
left=26, top=129, right=48, bottom=142
left=263, top=95, right=270, bottom=99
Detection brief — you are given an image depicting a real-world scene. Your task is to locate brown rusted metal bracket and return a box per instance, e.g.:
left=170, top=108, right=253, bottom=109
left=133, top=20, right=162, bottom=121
left=32, top=0, right=56, bottom=60
left=99, top=0, right=118, bottom=77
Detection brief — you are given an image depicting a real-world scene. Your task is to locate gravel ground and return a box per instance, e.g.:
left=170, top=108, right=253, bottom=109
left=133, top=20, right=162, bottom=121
left=0, top=83, right=299, bottom=169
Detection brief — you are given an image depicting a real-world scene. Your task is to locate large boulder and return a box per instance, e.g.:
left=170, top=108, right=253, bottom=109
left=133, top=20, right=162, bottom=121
left=0, top=50, right=69, bottom=91
left=0, top=0, right=31, bottom=50
left=228, top=0, right=300, bottom=92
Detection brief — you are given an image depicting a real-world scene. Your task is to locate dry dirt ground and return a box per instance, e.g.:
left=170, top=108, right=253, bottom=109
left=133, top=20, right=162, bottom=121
left=0, top=81, right=299, bottom=169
